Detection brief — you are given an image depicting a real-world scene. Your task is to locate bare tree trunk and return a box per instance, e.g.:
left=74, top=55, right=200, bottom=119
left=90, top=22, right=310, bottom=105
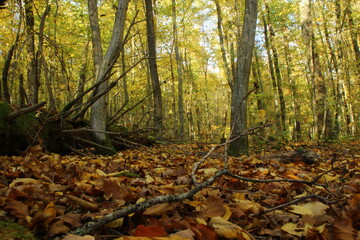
left=172, top=0, right=185, bottom=139
left=145, top=0, right=163, bottom=137
left=347, top=3, right=360, bottom=78
left=284, top=38, right=301, bottom=141
left=214, top=0, right=233, bottom=90
left=88, top=0, right=129, bottom=154
left=229, top=0, right=258, bottom=156
left=24, top=0, right=39, bottom=104
left=262, top=15, right=280, bottom=129
left=300, top=0, right=328, bottom=140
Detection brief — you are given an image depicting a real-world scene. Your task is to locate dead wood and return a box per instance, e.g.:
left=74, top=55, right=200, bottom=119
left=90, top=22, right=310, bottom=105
left=261, top=149, right=320, bottom=164
left=6, top=101, right=46, bottom=122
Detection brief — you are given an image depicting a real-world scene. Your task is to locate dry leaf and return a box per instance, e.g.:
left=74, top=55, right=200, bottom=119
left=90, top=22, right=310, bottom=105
left=289, top=201, right=329, bottom=217
left=209, top=216, right=254, bottom=239
left=144, top=203, right=174, bottom=216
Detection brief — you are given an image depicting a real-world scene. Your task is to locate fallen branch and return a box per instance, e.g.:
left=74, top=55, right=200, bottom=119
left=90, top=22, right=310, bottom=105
left=6, top=101, right=46, bottom=122
left=68, top=169, right=227, bottom=236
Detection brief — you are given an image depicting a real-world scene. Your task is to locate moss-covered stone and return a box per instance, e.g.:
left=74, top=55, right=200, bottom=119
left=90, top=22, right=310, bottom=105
left=0, top=220, right=38, bottom=240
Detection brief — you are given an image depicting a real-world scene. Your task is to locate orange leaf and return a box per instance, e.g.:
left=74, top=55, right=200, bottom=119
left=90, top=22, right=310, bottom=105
left=134, top=225, right=167, bottom=237
left=191, top=223, right=218, bottom=240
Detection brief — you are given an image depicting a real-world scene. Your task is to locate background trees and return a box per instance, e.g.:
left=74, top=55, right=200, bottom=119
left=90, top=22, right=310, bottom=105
left=0, top=0, right=359, bottom=154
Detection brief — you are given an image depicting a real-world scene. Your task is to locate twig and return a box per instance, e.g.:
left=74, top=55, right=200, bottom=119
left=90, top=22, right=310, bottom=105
left=257, top=194, right=337, bottom=215
left=68, top=169, right=227, bottom=236
left=71, top=136, right=114, bottom=151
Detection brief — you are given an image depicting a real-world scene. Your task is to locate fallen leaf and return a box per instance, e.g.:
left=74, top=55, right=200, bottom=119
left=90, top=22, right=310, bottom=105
left=289, top=201, right=329, bottom=217
left=191, top=223, right=218, bottom=240
left=134, top=225, right=167, bottom=237
left=62, top=234, right=96, bottom=240
left=281, top=222, right=303, bottom=237
left=144, top=203, right=174, bottom=216
left=209, top=216, right=254, bottom=239
left=332, top=217, right=357, bottom=240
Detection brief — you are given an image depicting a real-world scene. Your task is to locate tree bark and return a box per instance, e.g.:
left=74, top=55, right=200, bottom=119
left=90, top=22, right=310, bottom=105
left=265, top=3, right=287, bottom=133
left=300, top=0, right=328, bottom=140
left=24, top=0, right=39, bottom=105
left=262, top=14, right=280, bottom=129
left=214, top=0, right=233, bottom=90
left=229, top=0, right=258, bottom=156
left=172, top=0, right=185, bottom=139
left=284, top=38, right=301, bottom=141
left=145, top=0, right=163, bottom=137
left=88, top=0, right=129, bottom=154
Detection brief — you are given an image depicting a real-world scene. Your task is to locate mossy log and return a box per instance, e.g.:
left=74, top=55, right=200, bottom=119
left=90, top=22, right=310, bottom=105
left=0, top=102, right=155, bottom=156
left=0, top=102, right=73, bottom=155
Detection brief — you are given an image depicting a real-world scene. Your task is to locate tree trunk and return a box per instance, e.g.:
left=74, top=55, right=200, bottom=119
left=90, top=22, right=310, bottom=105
left=284, top=38, right=301, bottom=141
left=172, top=0, right=185, bottom=139
left=262, top=15, right=280, bottom=129
left=214, top=0, right=233, bottom=90
left=265, top=3, right=287, bottom=133
left=145, top=0, right=163, bottom=137
left=300, top=0, right=328, bottom=140
left=88, top=0, right=129, bottom=154
left=229, top=0, right=258, bottom=156
left=24, top=0, right=39, bottom=105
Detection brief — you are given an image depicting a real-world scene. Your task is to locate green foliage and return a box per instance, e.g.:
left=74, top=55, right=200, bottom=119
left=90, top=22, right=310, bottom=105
left=0, top=220, right=37, bottom=240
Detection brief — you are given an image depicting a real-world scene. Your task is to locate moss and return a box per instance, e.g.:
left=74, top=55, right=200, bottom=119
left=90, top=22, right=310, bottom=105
left=13, top=112, right=38, bottom=137
left=0, top=220, right=37, bottom=240
left=0, top=102, right=12, bottom=133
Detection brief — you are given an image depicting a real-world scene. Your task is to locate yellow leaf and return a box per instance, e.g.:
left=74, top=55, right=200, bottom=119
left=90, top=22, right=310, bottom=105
left=145, top=175, right=155, bottom=184
left=234, top=200, right=262, bottom=214
left=105, top=218, right=124, bottom=228
left=196, top=217, right=207, bottom=225
left=222, top=204, right=232, bottom=221
left=62, top=234, right=96, bottom=240
left=281, top=222, right=303, bottom=237
left=209, top=216, right=254, bottom=239
left=202, top=168, right=218, bottom=177
left=289, top=201, right=329, bottom=217
left=96, top=169, right=107, bottom=177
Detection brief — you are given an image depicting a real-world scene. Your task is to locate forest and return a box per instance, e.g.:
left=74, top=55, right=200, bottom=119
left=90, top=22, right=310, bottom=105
left=0, top=0, right=359, bottom=239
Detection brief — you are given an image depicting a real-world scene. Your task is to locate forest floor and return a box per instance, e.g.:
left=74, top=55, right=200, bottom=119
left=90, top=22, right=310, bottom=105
left=0, top=140, right=359, bottom=240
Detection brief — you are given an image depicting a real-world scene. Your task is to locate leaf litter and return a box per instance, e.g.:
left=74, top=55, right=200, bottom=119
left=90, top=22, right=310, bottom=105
left=0, top=141, right=359, bottom=239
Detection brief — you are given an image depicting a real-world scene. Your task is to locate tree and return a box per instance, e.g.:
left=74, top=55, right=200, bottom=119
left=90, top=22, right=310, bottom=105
left=88, top=0, right=129, bottom=154
left=300, top=0, right=330, bottom=140
left=145, top=0, right=163, bottom=137
left=171, top=0, right=185, bottom=139
left=229, top=0, right=258, bottom=156
left=24, top=0, right=39, bottom=105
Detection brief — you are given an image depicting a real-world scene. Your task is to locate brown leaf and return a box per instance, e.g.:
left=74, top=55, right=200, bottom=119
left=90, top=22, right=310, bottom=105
left=61, top=213, right=82, bottom=228
left=47, top=220, right=70, bottom=237
left=332, top=217, right=357, bottom=240
left=133, top=225, right=168, bottom=237
left=103, top=179, right=136, bottom=201
left=144, top=203, right=174, bottom=216
left=66, top=195, right=99, bottom=212
left=191, top=223, right=218, bottom=240
left=201, top=196, right=225, bottom=218
left=4, top=199, right=29, bottom=220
